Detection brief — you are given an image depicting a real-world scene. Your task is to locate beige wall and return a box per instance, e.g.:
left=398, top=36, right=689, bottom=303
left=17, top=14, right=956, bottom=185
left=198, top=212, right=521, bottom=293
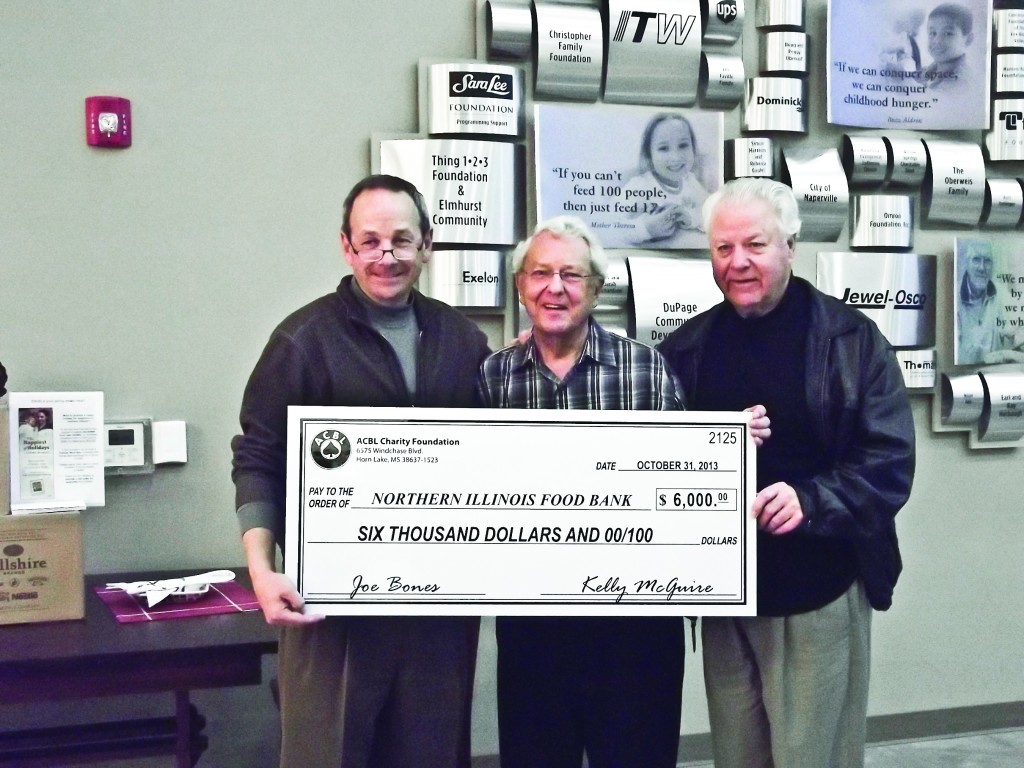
left=2, top=0, right=1020, bottom=754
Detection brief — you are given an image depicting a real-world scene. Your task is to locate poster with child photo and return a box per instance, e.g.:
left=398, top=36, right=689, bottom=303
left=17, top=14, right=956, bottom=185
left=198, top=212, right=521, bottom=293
left=535, top=103, right=723, bottom=250
left=827, top=0, right=991, bottom=130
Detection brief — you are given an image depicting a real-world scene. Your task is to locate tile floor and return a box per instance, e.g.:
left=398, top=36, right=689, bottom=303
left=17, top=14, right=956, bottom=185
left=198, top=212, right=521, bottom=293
left=6, top=657, right=1021, bottom=767
left=679, top=728, right=1024, bottom=767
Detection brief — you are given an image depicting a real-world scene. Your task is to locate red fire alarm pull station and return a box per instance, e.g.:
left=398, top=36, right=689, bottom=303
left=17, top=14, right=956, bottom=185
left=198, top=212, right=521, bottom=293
left=85, top=96, right=131, bottom=147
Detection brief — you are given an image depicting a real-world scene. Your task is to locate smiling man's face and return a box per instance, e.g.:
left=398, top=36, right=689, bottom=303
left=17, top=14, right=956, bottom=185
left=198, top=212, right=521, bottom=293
left=516, top=231, right=602, bottom=343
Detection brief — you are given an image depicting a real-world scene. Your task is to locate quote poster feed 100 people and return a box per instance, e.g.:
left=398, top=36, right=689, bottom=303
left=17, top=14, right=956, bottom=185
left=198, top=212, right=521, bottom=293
left=826, top=0, right=992, bottom=130
left=535, top=103, right=723, bottom=250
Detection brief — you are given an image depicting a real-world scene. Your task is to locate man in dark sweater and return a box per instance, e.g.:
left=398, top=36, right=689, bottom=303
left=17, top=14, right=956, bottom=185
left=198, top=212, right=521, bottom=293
left=232, top=175, right=489, bottom=768
left=658, top=178, right=915, bottom=768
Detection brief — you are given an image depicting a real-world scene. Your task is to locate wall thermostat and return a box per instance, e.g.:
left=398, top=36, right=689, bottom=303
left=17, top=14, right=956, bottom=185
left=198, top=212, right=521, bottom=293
left=104, top=418, right=154, bottom=475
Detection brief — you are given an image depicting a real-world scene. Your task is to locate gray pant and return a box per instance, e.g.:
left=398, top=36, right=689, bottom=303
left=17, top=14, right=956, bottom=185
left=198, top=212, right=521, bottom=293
left=702, top=581, right=872, bottom=768
left=277, top=616, right=478, bottom=768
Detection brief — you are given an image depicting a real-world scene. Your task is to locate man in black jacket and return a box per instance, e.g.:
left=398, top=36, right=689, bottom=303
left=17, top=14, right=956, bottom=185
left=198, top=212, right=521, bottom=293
left=232, top=175, right=489, bottom=768
left=658, top=178, right=915, bottom=768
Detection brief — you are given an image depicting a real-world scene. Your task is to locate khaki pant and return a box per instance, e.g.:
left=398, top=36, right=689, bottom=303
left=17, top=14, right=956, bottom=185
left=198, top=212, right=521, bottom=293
left=702, top=581, right=872, bottom=768
left=277, top=616, right=478, bottom=768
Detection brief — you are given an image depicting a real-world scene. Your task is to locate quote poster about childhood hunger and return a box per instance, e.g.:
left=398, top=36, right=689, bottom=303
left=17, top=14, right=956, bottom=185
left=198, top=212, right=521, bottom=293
left=535, top=104, right=723, bottom=250
left=827, top=0, right=991, bottom=130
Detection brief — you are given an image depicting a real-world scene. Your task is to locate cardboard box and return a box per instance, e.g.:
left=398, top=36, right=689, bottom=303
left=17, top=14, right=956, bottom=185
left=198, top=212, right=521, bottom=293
left=0, top=512, right=84, bottom=625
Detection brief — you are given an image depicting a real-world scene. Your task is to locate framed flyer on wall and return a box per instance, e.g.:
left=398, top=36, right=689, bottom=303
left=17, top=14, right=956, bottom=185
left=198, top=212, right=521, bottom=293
left=826, top=0, right=992, bottom=130
left=953, top=238, right=1024, bottom=365
left=535, top=103, right=723, bottom=250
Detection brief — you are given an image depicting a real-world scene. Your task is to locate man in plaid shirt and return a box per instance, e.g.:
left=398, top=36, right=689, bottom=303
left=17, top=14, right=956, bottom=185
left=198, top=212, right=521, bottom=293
left=477, top=216, right=768, bottom=768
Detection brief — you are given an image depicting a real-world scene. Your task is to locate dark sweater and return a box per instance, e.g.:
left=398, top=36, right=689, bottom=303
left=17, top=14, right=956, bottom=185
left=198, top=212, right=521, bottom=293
left=692, top=280, right=857, bottom=616
left=231, top=275, right=490, bottom=543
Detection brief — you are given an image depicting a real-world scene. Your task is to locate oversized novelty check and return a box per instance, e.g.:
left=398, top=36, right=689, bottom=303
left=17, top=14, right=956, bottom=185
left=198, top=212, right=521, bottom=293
left=285, top=407, right=756, bottom=616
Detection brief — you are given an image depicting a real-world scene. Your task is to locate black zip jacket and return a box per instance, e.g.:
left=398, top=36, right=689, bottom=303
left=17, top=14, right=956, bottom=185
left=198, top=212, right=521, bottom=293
left=658, top=278, right=915, bottom=610
left=231, top=275, right=490, bottom=544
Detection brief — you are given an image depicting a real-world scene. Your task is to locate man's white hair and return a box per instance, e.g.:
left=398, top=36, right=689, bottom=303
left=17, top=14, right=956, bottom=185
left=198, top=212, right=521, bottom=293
left=702, top=178, right=802, bottom=242
left=512, top=216, right=608, bottom=280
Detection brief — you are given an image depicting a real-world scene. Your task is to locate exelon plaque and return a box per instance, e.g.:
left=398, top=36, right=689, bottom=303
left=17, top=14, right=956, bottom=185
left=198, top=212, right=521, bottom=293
left=421, top=250, right=504, bottom=308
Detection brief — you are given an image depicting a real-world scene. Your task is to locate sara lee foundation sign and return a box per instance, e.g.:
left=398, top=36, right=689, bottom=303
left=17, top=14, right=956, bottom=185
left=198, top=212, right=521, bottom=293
left=425, top=62, right=524, bottom=138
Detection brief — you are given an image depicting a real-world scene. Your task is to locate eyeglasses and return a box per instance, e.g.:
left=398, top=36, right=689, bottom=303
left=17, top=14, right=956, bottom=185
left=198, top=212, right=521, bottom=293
left=349, top=238, right=424, bottom=263
left=519, top=269, right=595, bottom=286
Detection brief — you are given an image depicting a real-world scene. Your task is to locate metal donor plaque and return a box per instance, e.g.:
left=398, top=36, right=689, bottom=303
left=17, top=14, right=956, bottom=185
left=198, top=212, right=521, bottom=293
left=995, top=54, right=1024, bottom=96
left=604, top=0, right=702, bottom=106
left=702, top=54, right=746, bottom=106
left=486, top=0, right=533, bottom=60
left=760, top=31, right=807, bottom=76
left=426, top=62, right=524, bottom=138
left=922, top=140, right=985, bottom=226
left=895, top=349, right=935, bottom=390
left=941, top=373, right=985, bottom=426
left=842, top=135, right=889, bottom=187
left=627, top=256, right=724, bottom=345
left=743, top=77, right=807, bottom=134
left=987, top=99, right=1024, bottom=161
left=534, top=2, right=604, bottom=101
left=884, top=137, right=927, bottom=188
left=725, top=137, right=774, bottom=179
left=285, top=407, right=757, bottom=617
left=420, top=250, right=504, bottom=308
left=995, top=9, right=1024, bottom=50
left=705, top=0, right=745, bottom=44
left=596, top=252, right=629, bottom=311
left=379, top=138, right=522, bottom=246
left=978, top=371, right=1024, bottom=443
left=756, top=0, right=805, bottom=30
left=849, top=195, right=913, bottom=250
left=982, top=179, right=1024, bottom=228
left=780, top=147, right=849, bottom=241
left=817, top=251, right=936, bottom=348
